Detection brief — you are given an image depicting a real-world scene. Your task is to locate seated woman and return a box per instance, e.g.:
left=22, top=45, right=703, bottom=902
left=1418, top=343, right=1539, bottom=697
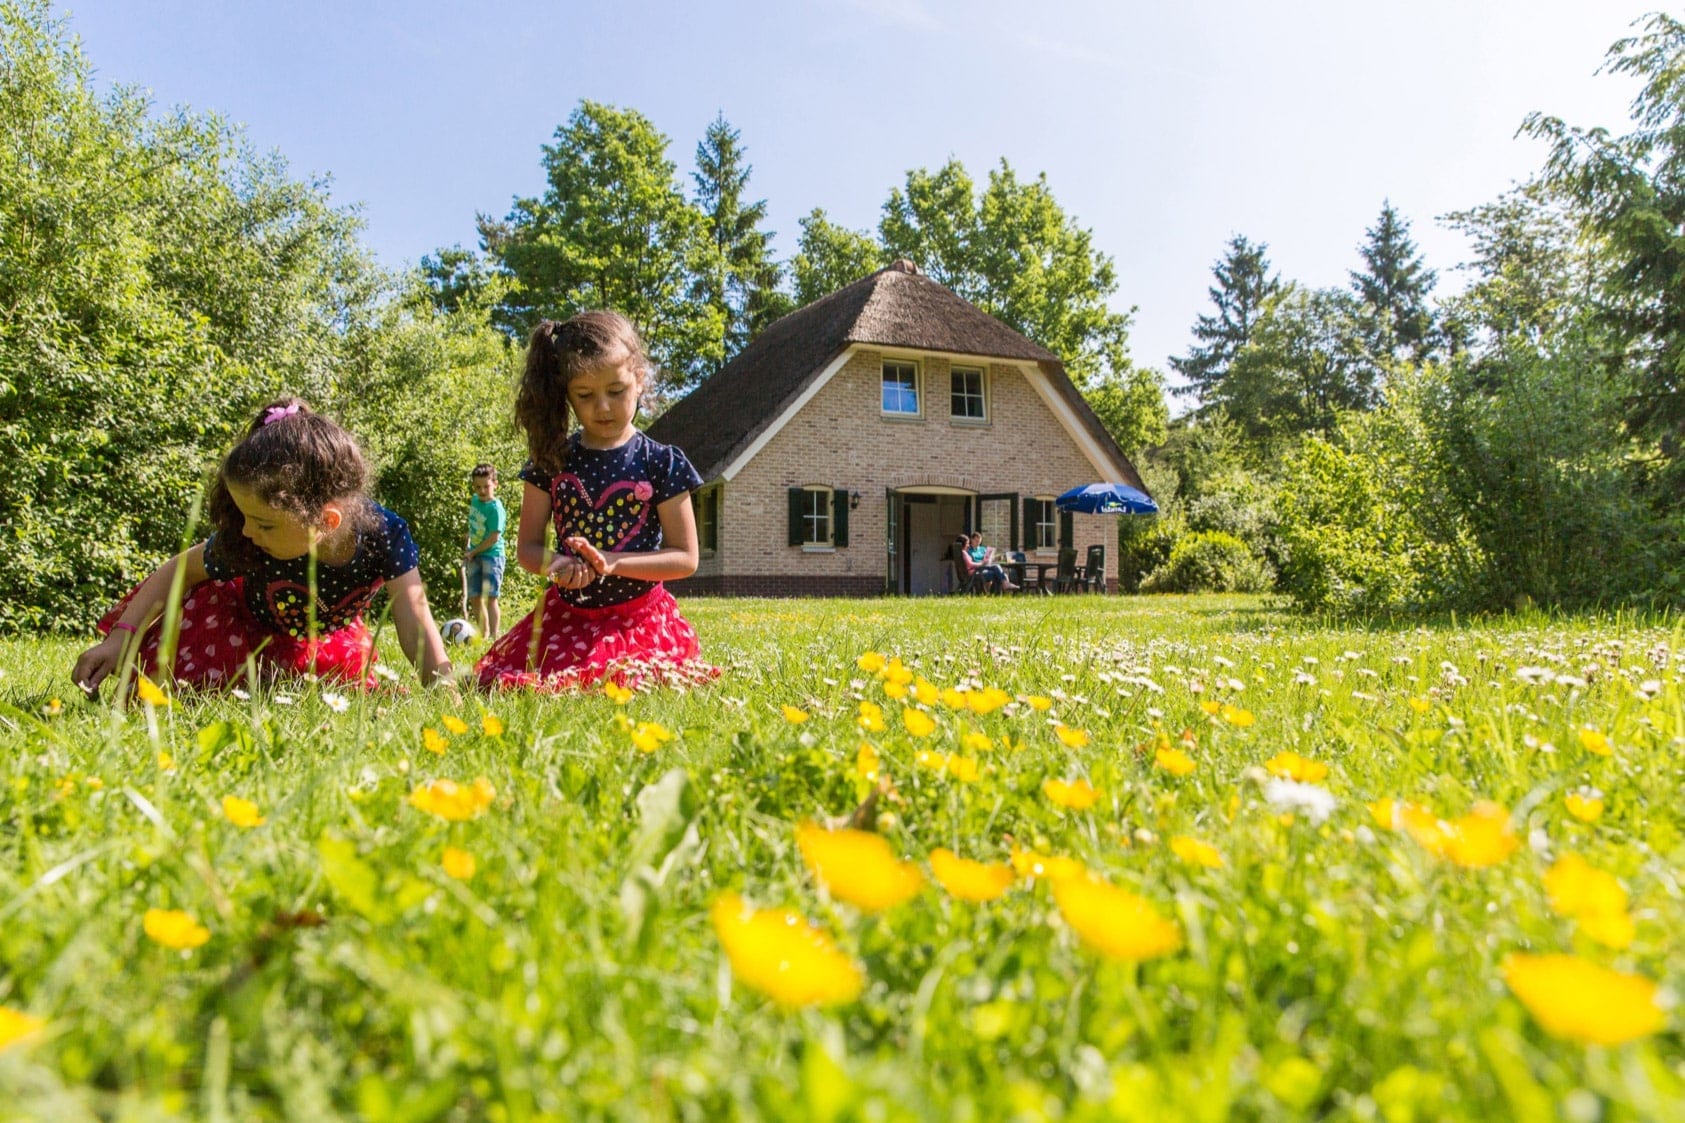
left=965, top=532, right=1017, bottom=593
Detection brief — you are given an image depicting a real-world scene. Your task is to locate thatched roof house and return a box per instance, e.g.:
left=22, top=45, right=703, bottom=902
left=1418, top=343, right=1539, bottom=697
left=649, top=260, right=1146, bottom=596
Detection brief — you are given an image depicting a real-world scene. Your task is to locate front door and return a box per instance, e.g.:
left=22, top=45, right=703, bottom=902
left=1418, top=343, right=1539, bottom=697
left=905, top=496, right=944, bottom=595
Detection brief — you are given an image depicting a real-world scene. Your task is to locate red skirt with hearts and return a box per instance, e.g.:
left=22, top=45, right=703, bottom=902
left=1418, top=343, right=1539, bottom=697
left=475, top=584, right=717, bottom=692
left=97, top=577, right=377, bottom=689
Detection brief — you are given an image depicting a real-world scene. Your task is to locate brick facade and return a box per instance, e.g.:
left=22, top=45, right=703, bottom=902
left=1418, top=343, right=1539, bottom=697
left=686, top=346, right=1118, bottom=597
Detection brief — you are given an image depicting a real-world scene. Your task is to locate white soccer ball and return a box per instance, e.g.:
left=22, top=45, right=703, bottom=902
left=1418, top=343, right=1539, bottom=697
left=440, top=618, right=478, bottom=645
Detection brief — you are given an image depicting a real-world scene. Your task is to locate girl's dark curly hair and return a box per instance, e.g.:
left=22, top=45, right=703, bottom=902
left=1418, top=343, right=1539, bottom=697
left=207, top=398, right=380, bottom=567
left=514, top=311, right=650, bottom=474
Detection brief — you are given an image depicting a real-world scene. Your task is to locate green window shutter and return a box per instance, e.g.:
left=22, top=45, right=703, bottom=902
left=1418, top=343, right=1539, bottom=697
left=1059, top=509, right=1073, bottom=549
left=788, top=488, right=805, bottom=546
left=1023, top=498, right=1036, bottom=549
left=832, top=489, right=849, bottom=547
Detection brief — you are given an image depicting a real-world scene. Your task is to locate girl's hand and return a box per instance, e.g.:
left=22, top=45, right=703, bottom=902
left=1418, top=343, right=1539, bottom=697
left=546, top=551, right=594, bottom=590
left=71, top=633, right=126, bottom=698
left=563, top=536, right=611, bottom=576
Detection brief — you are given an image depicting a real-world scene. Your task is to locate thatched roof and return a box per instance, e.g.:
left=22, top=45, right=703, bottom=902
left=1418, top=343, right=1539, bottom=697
left=648, top=260, right=1143, bottom=489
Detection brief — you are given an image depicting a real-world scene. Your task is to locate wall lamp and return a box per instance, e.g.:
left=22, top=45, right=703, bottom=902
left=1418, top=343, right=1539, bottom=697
left=849, top=491, right=862, bottom=510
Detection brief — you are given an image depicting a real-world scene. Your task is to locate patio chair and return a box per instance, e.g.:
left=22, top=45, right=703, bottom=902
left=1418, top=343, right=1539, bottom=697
left=1050, top=547, right=1081, bottom=594
left=950, top=550, right=988, bottom=595
left=1082, top=544, right=1106, bottom=593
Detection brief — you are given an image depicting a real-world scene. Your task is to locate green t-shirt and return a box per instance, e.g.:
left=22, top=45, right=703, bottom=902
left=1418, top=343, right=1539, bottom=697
left=468, top=494, right=506, bottom=558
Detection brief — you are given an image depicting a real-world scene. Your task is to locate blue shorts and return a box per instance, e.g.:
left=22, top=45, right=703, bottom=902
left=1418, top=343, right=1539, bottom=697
left=466, top=554, right=505, bottom=598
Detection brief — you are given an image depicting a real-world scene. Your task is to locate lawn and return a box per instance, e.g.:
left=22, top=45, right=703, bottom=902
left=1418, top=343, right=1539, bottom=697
left=1, top=594, right=1681, bottom=1120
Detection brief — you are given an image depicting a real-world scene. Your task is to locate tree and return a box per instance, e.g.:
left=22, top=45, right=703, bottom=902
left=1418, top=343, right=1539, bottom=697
left=1348, top=201, right=1436, bottom=364
left=480, top=100, right=724, bottom=389
left=1170, top=235, right=1280, bottom=402
left=419, top=244, right=497, bottom=317
left=0, top=0, right=385, bottom=631
left=1222, top=285, right=1373, bottom=444
left=878, top=158, right=1136, bottom=388
left=690, top=114, right=789, bottom=369
left=1524, top=12, right=1685, bottom=483
left=790, top=208, right=883, bottom=306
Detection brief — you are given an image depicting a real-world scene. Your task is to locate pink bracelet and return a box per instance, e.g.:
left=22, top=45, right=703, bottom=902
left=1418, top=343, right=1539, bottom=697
left=110, top=621, right=139, bottom=636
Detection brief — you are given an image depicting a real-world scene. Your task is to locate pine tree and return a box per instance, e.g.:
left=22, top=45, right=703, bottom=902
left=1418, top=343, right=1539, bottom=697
left=691, top=114, right=787, bottom=371
left=1171, top=235, right=1280, bottom=401
left=1349, top=201, right=1437, bottom=363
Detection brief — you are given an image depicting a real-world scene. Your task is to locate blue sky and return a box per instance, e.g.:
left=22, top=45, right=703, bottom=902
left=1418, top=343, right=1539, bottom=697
left=62, top=0, right=1656, bottom=380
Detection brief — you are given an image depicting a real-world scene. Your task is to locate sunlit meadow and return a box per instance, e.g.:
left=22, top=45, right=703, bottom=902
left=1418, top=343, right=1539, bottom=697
left=2, top=595, right=1683, bottom=1120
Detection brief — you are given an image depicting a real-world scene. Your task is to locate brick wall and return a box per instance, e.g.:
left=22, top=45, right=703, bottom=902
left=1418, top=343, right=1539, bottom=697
left=688, top=346, right=1118, bottom=597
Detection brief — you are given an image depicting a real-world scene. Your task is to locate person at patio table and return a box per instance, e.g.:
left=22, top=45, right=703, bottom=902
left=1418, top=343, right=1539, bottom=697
left=965, top=532, right=1017, bottom=592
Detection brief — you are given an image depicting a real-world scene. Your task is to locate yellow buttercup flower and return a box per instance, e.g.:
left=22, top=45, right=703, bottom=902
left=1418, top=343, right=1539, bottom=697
left=1053, top=877, right=1182, bottom=961
left=944, top=754, right=981, bottom=782
left=221, top=795, right=265, bottom=828
left=883, top=680, right=909, bottom=700
left=912, top=677, right=940, bottom=707
left=1220, top=704, right=1255, bottom=727
left=1024, top=695, right=1053, bottom=711
left=781, top=705, right=810, bottom=724
left=1043, top=778, right=1101, bottom=810
left=441, top=847, right=476, bottom=880
left=711, top=893, right=863, bottom=1009
left=1501, top=953, right=1664, bottom=1045
left=1564, top=791, right=1604, bottom=822
left=796, top=824, right=923, bottom=912
left=882, top=659, right=914, bottom=686
left=1170, top=836, right=1224, bottom=869
left=157, top=751, right=176, bottom=772
left=1265, top=751, right=1328, bottom=783
left=1053, top=724, right=1091, bottom=749
left=422, top=727, right=449, bottom=755
left=481, top=713, right=505, bottom=737
left=965, top=687, right=1011, bottom=714
left=902, top=708, right=937, bottom=738
left=855, top=742, right=880, bottom=780
left=1155, top=746, right=1196, bottom=777
left=938, top=688, right=970, bottom=710
left=441, top=714, right=470, bottom=735
left=929, top=849, right=1015, bottom=902
left=0, top=1006, right=45, bottom=1052
left=1577, top=727, right=1613, bottom=757
left=857, top=700, right=886, bottom=733
left=1442, top=801, right=1518, bottom=868
left=1545, top=854, right=1633, bottom=948
left=144, top=907, right=210, bottom=950
left=135, top=675, right=170, bottom=707
left=1200, top=700, right=1221, bottom=716
left=1009, top=848, right=1087, bottom=882
left=603, top=680, right=634, bottom=704
left=961, top=731, right=994, bottom=754
left=1407, top=695, right=1432, bottom=714
left=408, top=777, right=496, bottom=821
left=857, top=651, right=887, bottom=674
left=628, top=721, right=674, bottom=753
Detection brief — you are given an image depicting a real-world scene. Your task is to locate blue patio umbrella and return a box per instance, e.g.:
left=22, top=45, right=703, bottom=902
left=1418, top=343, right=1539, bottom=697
left=1055, top=482, right=1158, bottom=516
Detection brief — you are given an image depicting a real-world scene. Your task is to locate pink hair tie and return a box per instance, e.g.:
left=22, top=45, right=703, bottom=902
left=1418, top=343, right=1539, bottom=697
left=263, top=403, right=301, bottom=426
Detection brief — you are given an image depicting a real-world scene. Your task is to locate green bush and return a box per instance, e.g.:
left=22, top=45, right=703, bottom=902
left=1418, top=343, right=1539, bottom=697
left=1141, top=530, right=1273, bottom=594
left=1116, top=517, right=1178, bottom=593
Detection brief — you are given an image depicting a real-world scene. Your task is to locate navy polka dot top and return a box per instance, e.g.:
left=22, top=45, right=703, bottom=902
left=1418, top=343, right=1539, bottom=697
left=520, top=432, right=701, bottom=608
left=203, top=504, right=420, bottom=637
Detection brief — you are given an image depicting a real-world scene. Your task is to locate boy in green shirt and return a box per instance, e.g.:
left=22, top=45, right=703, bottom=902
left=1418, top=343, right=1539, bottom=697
left=463, top=463, right=506, bottom=639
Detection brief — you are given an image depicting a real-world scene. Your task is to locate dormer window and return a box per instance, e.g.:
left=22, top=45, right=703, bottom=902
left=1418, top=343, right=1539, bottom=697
left=881, top=360, right=921, bottom=416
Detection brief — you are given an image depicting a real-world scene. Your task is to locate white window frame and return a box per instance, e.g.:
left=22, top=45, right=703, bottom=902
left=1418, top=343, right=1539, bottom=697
left=800, top=485, right=834, bottom=550
left=881, top=359, right=922, bottom=418
left=950, top=366, right=987, bottom=423
left=1030, top=497, right=1057, bottom=553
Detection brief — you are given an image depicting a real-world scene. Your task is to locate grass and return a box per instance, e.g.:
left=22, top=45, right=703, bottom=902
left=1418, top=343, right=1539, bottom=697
left=1, top=593, right=1682, bottom=1120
